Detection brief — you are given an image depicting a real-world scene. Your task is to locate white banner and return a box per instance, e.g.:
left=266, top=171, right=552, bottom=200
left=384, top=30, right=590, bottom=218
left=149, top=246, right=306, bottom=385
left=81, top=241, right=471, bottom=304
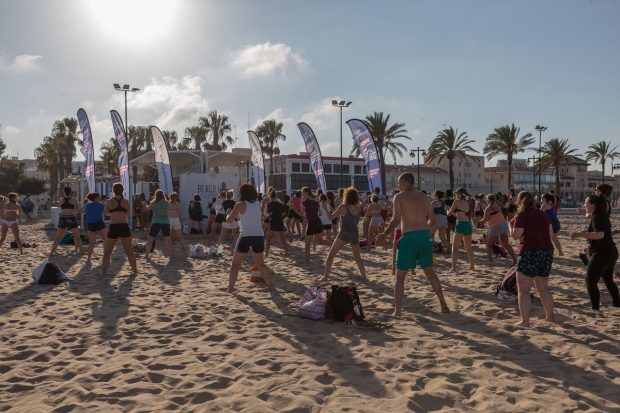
left=151, top=126, right=174, bottom=195
left=179, top=172, right=239, bottom=220
left=247, top=130, right=266, bottom=193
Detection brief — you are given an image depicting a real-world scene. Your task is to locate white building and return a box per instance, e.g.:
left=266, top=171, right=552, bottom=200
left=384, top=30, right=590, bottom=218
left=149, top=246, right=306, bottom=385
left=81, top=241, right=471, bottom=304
left=424, top=154, right=486, bottom=191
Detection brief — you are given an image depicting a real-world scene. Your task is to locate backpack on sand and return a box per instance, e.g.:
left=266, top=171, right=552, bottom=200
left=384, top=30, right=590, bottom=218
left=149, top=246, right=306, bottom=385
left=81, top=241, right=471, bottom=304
left=297, top=286, right=328, bottom=320
left=495, top=265, right=518, bottom=300
left=32, top=261, right=69, bottom=284
left=326, top=285, right=365, bottom=322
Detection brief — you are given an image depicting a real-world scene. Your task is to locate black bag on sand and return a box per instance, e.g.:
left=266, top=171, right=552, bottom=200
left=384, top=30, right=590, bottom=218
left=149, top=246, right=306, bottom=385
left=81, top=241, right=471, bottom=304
left=326, top=285, right=365, bottom=322
left=38, top=263, right=67, bottom=284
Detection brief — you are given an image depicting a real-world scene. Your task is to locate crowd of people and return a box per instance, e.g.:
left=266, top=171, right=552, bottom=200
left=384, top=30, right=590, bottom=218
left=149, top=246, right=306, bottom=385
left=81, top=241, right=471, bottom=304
left=1, top=177, right=619, bottom=325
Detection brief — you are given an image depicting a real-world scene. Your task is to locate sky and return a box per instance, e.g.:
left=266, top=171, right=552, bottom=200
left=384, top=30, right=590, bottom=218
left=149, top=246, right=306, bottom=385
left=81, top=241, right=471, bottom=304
left=1, top=0, right=619, bottom=171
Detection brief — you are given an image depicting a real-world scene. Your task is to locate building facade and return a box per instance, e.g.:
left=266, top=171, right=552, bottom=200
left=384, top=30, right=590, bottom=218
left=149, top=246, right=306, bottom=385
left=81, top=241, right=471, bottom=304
left=264, top=154, right=367, bottom=194
left=424, top=154, right=486, bottom=192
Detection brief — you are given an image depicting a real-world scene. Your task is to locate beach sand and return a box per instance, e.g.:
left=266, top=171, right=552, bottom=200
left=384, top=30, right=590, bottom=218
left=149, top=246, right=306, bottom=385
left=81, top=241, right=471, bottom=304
left=1, top=214, right=619, bottom=412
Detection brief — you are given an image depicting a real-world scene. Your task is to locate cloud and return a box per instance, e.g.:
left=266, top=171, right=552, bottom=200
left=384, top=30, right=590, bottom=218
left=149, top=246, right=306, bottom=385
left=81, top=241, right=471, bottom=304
left=253, top=108, right=293, bottom=129
left=123, top=75, right=210, bottom=131
left=298, top=97, right=344, bottom=132
left=2, top=125, right=19, bottom=135
left=228, top=42, right=308, bottom=78
left=0, top=52, right=43, bottom=72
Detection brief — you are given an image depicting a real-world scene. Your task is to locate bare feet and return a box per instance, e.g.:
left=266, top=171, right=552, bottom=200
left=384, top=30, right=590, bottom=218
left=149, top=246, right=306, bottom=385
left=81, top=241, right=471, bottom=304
left=515, top=320, right=530, bottom=328
left=318, top=275, right=329, bottom=283
left=227, top=287, right=238, bottom=294
left=450, top=267, right=458, bottom=274
left=391, top=310, right=401, bottom=318
left=440, top=305, right=450, bottom=313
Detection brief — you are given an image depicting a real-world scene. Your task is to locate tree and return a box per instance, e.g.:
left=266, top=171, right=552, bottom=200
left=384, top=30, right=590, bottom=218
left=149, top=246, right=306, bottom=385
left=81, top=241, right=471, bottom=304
left=585, top=141, right=620, bottom=183
left=426, top=126, right=478, bottom=190
left=350, top=112, right=411, bottom=192
left=183, top=125, right=208, bottom=150
left=34, top=135, right=64, bottom=199
left=100, top=138, right=120, bottom=175
left=539, top=138, right=578, bottom=196
left=484, top=124, right=534, bottom=191
left=255, top=119, right=285, bottom=187
left=199, top=110, right=234, bottom=151
left=0, top=137, right=6, bottom=158
left=0, top=159, right=45, bottom=195
left=49, top=118, right=79, bottom=179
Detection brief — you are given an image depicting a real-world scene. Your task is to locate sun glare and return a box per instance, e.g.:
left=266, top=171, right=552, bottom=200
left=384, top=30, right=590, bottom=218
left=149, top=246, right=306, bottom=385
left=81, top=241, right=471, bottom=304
left=87, top=0, right=177, bottom=45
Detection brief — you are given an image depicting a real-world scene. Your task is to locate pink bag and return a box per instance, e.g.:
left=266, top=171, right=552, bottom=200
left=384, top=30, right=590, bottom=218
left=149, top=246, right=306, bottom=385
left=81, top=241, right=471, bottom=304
left=297, top=287, right=328, bottom=320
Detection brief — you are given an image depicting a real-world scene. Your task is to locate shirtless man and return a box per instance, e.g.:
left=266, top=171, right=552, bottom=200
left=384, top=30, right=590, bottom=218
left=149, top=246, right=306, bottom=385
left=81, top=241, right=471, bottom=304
left=379, top=173, right=450, bottom=316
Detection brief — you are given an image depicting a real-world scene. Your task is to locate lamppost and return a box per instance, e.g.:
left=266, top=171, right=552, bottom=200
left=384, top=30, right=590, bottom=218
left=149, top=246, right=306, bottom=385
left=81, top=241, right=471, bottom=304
left=527, top=156, right=538, bottom=193
left=113, top=84, right=140, bottom=136
left=332, top=99, right=352, bottom=189
left=535, top=125, right=547, bottom=198
left=410, top=147, right=426, bottom=190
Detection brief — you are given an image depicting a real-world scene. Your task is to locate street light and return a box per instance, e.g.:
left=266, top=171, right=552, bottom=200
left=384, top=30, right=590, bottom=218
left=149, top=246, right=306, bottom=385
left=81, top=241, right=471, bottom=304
left=332, top=99, right=352, bottom=189
left=535, top=125, right=547, bottom=199
left=410, top=147, right=426, bottom=190
left=527, top=156, right=538, bottom=194
left=113, top=83, right=141, bottom=137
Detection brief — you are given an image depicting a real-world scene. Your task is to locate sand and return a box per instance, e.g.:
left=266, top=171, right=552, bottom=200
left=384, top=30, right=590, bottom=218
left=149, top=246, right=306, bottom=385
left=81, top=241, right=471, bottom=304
left=1, top=213, right=619, bottom=412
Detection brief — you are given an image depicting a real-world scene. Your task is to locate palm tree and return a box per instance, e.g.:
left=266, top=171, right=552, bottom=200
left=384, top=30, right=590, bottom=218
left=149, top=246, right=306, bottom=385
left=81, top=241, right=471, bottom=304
left=426, top=126, right=478, bottom=190
left=200, top=110, right=234, bottom=151
left=100, top=138, right=120, bottom=175
left=49, top=118, right=78, bottom=179
left=183, top=125, right=208, bottom=150
left=34, top=135, right=65, bottom=199
left=539, top=138, right=578, bottom=196
left=585, top=141, right=620, bottom=183
left=350, top=112, right=411, bottom=192
left=256, top=119, right=285, bottom=186
left=483, top=124, right=534, bottom=191
left=0, top=137, right=6, bottom=158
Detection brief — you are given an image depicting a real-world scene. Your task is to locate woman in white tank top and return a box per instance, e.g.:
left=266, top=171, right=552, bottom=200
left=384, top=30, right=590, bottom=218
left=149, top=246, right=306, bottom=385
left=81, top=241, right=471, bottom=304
left=226, top=184, right=273, bottom=293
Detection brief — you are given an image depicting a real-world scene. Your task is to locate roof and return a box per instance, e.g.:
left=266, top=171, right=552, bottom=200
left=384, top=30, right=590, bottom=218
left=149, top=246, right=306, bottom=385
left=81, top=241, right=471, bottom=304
left=270, top=153, right=365, bottom=163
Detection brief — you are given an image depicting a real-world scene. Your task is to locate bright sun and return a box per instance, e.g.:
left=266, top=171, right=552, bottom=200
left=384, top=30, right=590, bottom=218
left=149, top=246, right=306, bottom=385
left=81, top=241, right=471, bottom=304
left=87, top=0, right=177, bottom=45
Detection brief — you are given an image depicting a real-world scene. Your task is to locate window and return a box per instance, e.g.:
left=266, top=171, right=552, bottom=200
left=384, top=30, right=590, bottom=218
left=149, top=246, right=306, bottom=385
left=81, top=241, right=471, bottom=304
left=281, top=161, right=286, bottom=173
left=324, top=164, right=332, bottom=174
left=291, top=174, right=316, bottom=191
left=326, top=175, right=343, bottom=190
left=292, top=162, right=300, bottom=172
left=354, top=165, right=362, bottom=175
left=270, top=174, right=286, bottom=192
left=301, top=163, right=310, bottom=173
left=354, top=176, right=369, bottom=191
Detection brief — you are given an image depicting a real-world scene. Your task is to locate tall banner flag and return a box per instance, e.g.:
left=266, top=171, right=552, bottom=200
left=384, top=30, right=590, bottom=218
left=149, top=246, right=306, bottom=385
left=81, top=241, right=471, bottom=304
left=110, top=110, right=130, bottom=198
left=77, top=108, right=95, bottom=193
left=151, top=126, right=174, bottom=195
left=247, top=131, right=266, bottom=193
left=346, top=119, right=382, bottom=193
left=297, top=122, right=327, bottom=192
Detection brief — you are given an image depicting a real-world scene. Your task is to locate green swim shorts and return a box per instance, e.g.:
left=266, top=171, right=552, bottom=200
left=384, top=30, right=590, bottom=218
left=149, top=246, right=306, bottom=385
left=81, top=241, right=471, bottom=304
left=396, top=230, right=433, bottom=271
left=455, top=220, right=473, bottom=236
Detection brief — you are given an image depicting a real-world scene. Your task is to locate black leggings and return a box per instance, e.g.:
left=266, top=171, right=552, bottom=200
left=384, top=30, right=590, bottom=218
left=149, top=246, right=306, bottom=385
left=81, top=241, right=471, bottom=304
left=586, top=248, right=620, bottom=310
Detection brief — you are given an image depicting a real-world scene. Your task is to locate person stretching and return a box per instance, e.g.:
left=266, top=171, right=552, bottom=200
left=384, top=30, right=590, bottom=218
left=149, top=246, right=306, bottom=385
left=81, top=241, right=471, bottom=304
left=540, top=193, right=564, bottom=256
left=145, top=190, right=173, bottom=259
left=0, top=193, right=23, bottom=254
left=320, top=187, right=366, bottom=283
left=570, top=195, right=619, bottom=311
left=102, top=183, right=137, bottom=276
left=50, top=186, right=85, bottom=256
left=379, top=173, right=449, bottom=316
left=84, top=192, right=107, bottom=262
left=447, top=188, right=475, bottom=273
left=481, top=193, right=516, bottom=263
left=509, top=191, right=555, bottom=327
left=226, top=184, right=273, bottom=293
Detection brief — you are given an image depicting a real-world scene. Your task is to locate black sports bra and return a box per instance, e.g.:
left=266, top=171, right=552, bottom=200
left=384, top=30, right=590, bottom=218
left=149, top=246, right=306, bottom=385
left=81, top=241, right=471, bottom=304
left=109, top=197, right=127, bottom=213
left=60, top=196, right=74, bottom=209
left=455, top=208, right=469, bottom=216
